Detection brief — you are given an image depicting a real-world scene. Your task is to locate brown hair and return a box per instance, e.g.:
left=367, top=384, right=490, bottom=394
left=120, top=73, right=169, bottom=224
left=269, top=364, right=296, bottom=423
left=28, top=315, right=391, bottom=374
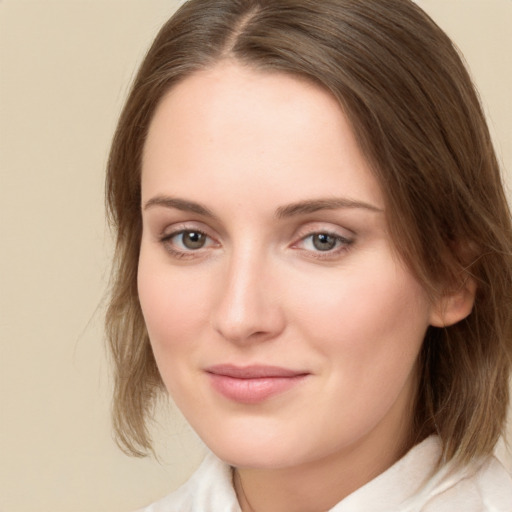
left=106, top=0, right=512, bottom=466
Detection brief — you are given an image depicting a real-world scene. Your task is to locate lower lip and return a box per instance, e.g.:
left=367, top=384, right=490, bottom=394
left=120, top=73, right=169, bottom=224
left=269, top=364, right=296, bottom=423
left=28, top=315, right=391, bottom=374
left=207, top=373, right=307, bottom=404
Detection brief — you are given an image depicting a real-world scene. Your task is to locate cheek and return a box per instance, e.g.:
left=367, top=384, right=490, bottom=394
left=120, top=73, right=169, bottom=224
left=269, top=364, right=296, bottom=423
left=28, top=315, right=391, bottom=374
left=137, top=252, right=210, bottom=360
left=287, top=256, right=430, bottom=378
left=283, top=259, right=430, bottom=444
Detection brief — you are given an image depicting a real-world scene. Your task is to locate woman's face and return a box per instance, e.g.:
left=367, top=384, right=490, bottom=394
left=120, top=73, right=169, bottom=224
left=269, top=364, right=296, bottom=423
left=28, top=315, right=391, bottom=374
left=138, top=62, right=436, bottom=471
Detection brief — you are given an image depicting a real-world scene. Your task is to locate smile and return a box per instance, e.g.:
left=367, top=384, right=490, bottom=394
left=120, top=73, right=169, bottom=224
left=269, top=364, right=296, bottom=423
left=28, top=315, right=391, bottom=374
left=205, top=365, right=310, bottom=404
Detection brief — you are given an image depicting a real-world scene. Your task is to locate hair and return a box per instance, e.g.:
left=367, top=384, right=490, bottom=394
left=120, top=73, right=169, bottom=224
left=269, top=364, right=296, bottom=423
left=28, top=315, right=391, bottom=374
left=106, top=0, right=512, bottom=467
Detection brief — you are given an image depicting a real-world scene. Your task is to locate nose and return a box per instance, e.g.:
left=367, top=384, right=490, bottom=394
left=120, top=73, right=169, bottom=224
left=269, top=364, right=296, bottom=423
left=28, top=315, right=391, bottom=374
left=211, top=249, right=286, bottom=345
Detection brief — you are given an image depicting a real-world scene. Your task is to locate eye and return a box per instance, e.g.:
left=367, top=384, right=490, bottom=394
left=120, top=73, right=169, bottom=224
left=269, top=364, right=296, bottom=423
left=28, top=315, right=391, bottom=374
left=296, top=231, right=353, bottom=254
left=176, top=230, right=208, bottom=250
left=310, top=233, right=338, bottom=251
left=161, top=229, right=215, bottom=254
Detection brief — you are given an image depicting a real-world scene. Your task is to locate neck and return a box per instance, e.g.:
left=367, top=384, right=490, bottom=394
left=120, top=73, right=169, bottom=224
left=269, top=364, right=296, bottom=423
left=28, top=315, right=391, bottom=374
left=234, top=439, right=408, bottom=512
left=233, top=406, right=414, bottom=512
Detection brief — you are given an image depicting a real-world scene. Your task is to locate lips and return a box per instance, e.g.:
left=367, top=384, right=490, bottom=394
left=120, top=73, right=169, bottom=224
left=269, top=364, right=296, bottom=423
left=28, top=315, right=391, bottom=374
left=205, top=364, right=309, bottom=404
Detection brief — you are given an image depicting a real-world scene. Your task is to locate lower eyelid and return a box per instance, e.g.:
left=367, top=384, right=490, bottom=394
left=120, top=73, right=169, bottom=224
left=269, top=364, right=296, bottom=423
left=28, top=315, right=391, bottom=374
left=160, top=227, right=208, bottom=242
left=159, top=238, right=207, bottom=260
left=303, top=241, right=353, bottom=259
left=158, top=226, right=353, bottom=257
left=159, top=229, right=220, bottom=259
left=293, top=233, right=354, bottom=258
left=299, top=232, right=353, bottom=246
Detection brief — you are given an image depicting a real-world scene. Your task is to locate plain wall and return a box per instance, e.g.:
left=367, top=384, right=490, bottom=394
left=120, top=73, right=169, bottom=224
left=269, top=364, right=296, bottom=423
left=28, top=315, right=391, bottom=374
left=0, top=1, right=510, bottom=511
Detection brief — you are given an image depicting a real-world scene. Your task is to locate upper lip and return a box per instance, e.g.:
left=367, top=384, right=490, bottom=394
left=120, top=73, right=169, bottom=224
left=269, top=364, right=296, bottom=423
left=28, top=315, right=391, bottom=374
left=205, top=364, right=309, bottom=379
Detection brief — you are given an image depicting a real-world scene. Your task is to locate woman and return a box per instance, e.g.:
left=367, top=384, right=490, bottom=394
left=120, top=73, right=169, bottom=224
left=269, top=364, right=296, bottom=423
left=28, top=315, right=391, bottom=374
left=106, top=0, right=512, bottom=510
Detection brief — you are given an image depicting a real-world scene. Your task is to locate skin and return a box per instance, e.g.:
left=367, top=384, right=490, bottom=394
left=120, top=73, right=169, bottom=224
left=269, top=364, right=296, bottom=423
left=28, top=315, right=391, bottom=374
left=138, top=62, right=461, bottom=511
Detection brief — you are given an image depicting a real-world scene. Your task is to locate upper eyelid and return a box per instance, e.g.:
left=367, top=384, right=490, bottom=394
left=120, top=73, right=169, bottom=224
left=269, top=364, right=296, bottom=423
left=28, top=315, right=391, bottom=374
left=292, top=222, right=356, bottom=239
left=161, top=227, right=217, bottom=246
left=160, top=222, right=215, bottom=238
left=301, top=231, right=352, bottom=242
left=156, top=220, right=355, bottom=243
left=159, top=229, right=219, bottom=259
left=161, top=226, right=207, bottom=237
left=144, top=207, right=223, bottom=234
left=293, top=232, right=353, bottom=248
left=290, top=223, right=356, bottom=251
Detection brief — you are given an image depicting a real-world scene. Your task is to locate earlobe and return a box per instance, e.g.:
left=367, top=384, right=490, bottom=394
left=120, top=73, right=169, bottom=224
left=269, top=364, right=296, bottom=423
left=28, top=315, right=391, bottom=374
left=429, top=277, right=477, bottom=328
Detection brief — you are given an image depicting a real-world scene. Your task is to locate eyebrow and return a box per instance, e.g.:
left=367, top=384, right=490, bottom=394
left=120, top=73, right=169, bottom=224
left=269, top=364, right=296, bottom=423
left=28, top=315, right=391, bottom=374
left=143, top=196, right=216, bottom=218
left=143, top=195, right=383, bottom=218
left=275, top=198, right=383, bottom=218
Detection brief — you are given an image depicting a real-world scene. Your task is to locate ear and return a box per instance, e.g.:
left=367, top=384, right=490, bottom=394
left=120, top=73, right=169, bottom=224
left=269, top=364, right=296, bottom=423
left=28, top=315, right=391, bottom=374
left=429, top=277, right=477, bottom=328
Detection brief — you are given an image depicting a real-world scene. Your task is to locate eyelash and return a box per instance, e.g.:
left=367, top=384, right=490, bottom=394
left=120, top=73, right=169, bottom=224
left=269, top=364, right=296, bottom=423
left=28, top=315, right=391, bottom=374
left=160, top=228, right=215, bottom=260
left=293, top=231, right=354, bottom=260
left=159, top=228, right=354, bottom=261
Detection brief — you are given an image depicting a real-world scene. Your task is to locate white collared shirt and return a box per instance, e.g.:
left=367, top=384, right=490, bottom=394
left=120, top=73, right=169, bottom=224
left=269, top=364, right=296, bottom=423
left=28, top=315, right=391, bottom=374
left=137, top=437, right=512, bottom=511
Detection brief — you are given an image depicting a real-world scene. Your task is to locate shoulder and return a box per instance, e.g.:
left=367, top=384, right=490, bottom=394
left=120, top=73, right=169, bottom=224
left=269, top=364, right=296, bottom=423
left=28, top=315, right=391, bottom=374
left=134, top=452, right=240, bottom=512
left=420, top=455, right=512, bottom=512
left=330, top=437, right=512, bottom=512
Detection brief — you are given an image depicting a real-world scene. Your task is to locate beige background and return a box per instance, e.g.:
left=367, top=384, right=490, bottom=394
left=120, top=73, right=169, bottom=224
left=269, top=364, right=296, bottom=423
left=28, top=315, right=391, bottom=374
left=0, top=1, right=511, bottom=511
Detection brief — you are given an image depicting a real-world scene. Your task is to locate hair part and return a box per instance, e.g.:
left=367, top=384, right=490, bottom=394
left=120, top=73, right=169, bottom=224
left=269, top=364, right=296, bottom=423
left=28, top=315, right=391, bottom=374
left=106, top=0, right=512, bottom=465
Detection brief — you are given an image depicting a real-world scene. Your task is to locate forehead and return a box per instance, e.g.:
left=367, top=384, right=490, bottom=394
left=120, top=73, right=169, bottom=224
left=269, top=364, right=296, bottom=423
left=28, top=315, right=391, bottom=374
left=141, top=61, right=384, bottom=210
left=144, top=62, right=346, bottom=152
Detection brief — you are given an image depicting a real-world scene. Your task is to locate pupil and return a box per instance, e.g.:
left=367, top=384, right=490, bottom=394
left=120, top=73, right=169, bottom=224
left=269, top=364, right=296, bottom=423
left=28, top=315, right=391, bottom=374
left=183, top=231, right=205, bottom=249
left=313, top=233, right=336, bottom=251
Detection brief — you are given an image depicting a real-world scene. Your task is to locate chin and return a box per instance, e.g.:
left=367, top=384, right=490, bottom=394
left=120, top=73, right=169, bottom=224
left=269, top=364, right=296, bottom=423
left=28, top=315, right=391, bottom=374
left=214, top=445, right=301, bottom=470
left=192, top=424, right=286, bottom=468
left=198, top=426, right=319, bottom=470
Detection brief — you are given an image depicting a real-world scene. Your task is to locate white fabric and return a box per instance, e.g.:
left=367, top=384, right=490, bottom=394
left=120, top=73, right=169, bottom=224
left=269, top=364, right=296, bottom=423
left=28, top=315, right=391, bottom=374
left=137, top=437, right=512, bottom=511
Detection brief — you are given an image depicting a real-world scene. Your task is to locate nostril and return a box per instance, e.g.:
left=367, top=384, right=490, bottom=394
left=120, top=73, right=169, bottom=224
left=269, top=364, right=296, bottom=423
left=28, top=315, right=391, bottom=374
left=211, top=257, right=286, bottom=344
left=212, top=304, right=285, bottom=344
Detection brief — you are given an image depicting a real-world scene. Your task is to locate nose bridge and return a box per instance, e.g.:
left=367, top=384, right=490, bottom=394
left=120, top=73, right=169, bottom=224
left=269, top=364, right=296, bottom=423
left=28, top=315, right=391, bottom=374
left=212, top=242, right=283, bottom=343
